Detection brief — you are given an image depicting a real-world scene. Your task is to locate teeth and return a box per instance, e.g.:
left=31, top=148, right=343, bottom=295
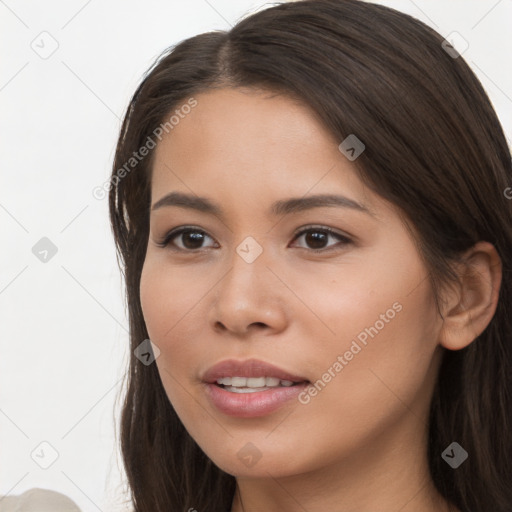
left=215, top=376, right=298, bottom=388
left=265, top=377, right=280, bottom=387
left=247, top=377, right=266, bottom=388
left=231, top=377, right=247, bottom=387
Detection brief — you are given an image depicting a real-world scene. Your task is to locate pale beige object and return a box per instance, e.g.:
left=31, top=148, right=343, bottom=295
left=0, top=488, right=82, bottom=512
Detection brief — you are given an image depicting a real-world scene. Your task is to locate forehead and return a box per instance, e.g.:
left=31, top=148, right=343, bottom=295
left=150, top=87, right=377, bottom=216
left=153, top=87, right=337, bottom=160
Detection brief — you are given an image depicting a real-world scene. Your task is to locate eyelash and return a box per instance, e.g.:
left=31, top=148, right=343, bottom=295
left=155, top=225, right=352, bottom=253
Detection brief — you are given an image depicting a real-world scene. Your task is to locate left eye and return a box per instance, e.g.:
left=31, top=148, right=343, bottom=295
left=290, top=227, right=351, bottom=251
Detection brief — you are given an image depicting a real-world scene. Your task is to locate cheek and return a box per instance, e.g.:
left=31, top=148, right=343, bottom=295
left=294, top=277, right=439, bottom=443
left=285, top=247, right=426, bottom=347
left=139, top=261, right=204, bottom=415
left=139, top=258, right=215, bottom=387
left=291, top=250, right=439, bottom=417
left=140, top=258, right=207, bottom=341
left=140, top=262, right=184, bottom=372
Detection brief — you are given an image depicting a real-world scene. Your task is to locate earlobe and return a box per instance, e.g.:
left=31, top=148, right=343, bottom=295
left=438, top=241, right=502, bottom=351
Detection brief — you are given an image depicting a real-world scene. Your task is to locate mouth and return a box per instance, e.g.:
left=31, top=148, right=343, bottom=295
left=214, top=376, right=309, bottom=393
left=202, top=358, right=309, bottom=387
left=201, top=359, right=311, bottom=417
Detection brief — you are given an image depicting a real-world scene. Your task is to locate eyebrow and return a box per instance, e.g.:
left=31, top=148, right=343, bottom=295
left=151, top=191, right=375, bottom=218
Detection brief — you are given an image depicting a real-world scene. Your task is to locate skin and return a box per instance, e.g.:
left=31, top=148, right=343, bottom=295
left=139, top=87, right=501, bottom=512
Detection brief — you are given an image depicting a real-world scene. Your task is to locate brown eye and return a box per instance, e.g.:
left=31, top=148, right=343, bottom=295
left=304, top=230, right=329, bottom=249
left=291, top=227, right=351, bottom=252
left=180, top=231, right=207, bottom=249
left=158, top=227, right=217, bottom=251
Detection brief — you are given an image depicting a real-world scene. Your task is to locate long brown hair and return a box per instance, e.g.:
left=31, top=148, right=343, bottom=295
left=109, top=1, right=512, bottom=510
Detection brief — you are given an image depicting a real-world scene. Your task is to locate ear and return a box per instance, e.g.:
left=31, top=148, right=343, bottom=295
left=438, top=241, right=502, bottom=351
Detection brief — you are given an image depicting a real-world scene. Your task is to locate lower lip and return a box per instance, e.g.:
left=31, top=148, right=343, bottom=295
left=203, top=382, right=309, bottom=418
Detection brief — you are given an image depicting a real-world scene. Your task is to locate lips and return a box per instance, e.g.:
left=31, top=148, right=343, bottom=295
left=201, top=358, right=309, bottom=384
left=201, top=358, right=310, bottom=418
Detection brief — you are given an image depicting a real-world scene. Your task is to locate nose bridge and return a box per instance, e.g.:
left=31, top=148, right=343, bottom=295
left=211, top=235, right=286, bottom=333
left=222, top=237, right=271, bottom=306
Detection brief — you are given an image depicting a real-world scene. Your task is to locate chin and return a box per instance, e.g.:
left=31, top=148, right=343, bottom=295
left=202, top=439, right=315, bottom=479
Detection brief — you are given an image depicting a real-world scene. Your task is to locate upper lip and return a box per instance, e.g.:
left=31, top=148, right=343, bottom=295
left=202, top=359, right=309, bottom=384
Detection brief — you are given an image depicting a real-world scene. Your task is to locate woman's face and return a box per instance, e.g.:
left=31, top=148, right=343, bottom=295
left=140, top=87, right=445, bottom=478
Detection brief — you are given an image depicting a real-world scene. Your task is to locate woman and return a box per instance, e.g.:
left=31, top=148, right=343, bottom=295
left=108, top=0, right=512, bottom=510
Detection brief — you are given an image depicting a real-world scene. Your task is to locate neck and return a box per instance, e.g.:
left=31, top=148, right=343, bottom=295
left=230, top=417, right=458, bottom=512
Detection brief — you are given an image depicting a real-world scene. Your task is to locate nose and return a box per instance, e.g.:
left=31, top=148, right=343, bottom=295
left=209, top=246, right=288, bottom=337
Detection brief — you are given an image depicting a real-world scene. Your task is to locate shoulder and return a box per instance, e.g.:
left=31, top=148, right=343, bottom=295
left=0, top=488, right=82, bottom=512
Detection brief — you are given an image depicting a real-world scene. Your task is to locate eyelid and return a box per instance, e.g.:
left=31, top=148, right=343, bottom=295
left=291, top=224, right=351, bottom=239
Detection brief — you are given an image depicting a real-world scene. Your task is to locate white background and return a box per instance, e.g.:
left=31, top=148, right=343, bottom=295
left=1, top=1, right=511, bottom=511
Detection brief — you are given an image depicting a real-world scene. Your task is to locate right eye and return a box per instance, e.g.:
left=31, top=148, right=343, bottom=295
left=156, top=226, right=219, bottom=251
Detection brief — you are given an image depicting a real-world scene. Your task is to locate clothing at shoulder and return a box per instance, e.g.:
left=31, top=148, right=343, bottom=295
left=0, top=488, right=82, bottom=512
